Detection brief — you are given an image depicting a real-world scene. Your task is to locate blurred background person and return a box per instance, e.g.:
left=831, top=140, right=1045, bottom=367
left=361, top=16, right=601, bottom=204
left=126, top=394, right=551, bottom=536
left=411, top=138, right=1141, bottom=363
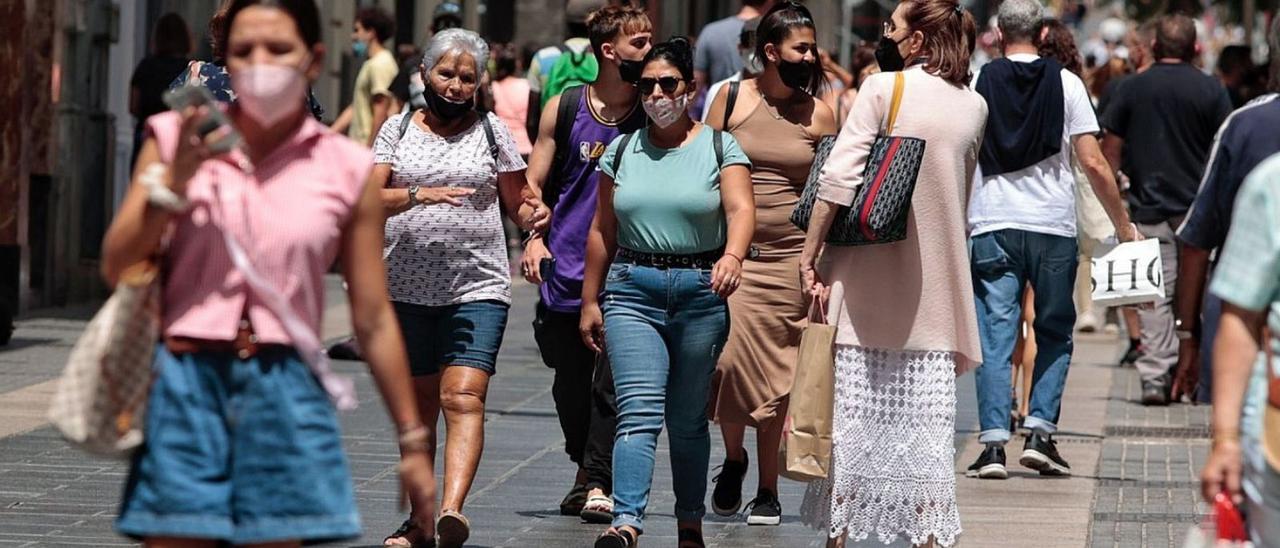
left=701, top=17, right=764, bottom=123
left=129, top=12, right=192, bottom=169
left=1216, top=44, right=1256, bottom=109
left=330, top=6, right=398, bottom=148
left=490, top=42, right=533, bottom=158
left=1101, top=14, right=1233, bottom=406
left=694, top=0, right=778, bottom=120
left=168, top=0, right=323, bottom=119
left=833, top=44, right=879, bottom=126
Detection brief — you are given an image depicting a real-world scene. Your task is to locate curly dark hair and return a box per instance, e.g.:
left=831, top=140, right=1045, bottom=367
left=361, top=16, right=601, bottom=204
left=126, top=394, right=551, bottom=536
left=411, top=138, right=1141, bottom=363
left=643, top=36, right=695, bottom=82
left=1035, top=19, right=1084, bottom=77
left=356, top=6, right=395, bottom=43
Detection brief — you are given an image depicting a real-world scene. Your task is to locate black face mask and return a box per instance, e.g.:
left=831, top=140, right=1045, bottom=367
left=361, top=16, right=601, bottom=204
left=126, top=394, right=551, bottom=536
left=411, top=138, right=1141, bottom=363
left=424, top=86, right=474, bottom=120
left=875, top=34, right=907, bottom=72
left=618, top=58, right=645, bottom=84
left=776, top=58, right=815, bottom=92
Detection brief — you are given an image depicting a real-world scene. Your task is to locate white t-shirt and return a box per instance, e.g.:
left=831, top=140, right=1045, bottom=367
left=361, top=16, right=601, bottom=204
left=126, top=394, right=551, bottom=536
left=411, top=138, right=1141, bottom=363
left=700, top=73, right=744, bottom=123
left=967, top=53, right=1099, bottom=238
left=376, top=112, right=527, bottom=306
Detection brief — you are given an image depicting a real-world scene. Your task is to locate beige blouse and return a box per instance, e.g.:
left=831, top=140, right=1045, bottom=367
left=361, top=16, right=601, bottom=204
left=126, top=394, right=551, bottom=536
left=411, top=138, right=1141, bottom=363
left=815, top=66, right=987, bottom=374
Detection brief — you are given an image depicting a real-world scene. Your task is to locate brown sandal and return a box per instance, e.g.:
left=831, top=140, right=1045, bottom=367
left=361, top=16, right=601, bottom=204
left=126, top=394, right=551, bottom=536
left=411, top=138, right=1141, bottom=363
left=436, top=509, right=471, bottom=548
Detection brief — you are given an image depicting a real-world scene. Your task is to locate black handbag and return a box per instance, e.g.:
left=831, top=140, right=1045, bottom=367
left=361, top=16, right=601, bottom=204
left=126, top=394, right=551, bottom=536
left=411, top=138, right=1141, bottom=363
left=791, top=71, right=926, bottom=245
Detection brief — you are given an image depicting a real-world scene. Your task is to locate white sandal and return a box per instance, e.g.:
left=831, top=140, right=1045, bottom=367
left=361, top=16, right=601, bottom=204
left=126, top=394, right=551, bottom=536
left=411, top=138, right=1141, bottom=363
left=580, top=493, right=614, bottom=524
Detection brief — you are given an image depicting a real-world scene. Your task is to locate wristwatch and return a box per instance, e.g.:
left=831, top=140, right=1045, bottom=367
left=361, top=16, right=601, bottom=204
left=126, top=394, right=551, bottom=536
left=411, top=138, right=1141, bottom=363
left=407, top=184, right=421, bottom=207
left=1175, top=318, right=1198, bottom=341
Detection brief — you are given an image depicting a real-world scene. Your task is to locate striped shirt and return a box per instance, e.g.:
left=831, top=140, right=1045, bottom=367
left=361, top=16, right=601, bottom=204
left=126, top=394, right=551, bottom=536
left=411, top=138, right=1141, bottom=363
left=146, top=111, right=372, bottom=345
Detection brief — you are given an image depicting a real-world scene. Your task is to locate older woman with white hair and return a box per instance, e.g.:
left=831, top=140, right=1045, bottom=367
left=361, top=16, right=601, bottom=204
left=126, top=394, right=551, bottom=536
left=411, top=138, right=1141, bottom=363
left=377, top=28, right=535, bottom=548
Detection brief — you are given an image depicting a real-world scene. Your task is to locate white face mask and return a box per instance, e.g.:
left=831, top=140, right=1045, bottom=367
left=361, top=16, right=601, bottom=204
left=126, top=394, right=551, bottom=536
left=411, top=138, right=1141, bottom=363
left=231, top=62, right=309, bottom=127
left=642, top=94, right=689, bottom=129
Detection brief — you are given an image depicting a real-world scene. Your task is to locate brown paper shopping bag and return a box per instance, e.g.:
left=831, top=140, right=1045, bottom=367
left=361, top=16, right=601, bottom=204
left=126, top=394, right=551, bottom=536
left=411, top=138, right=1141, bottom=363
left=779, top=287, right=840, bottom=482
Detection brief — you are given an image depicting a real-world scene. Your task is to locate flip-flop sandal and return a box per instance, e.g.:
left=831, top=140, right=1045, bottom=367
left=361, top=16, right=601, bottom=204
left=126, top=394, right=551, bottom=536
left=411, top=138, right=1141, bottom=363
left=594, top=527, right=638, bottom=548
left=580, top=493, right=614, bottom=524
left=436, top=509, right=471, bottom=548
left=383, top=519, right=436, bottom=548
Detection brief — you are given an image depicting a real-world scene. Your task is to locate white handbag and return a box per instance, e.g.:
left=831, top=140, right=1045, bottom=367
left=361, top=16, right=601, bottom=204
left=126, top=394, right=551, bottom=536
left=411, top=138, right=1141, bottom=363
left=47, top=262, right=160, bottom=458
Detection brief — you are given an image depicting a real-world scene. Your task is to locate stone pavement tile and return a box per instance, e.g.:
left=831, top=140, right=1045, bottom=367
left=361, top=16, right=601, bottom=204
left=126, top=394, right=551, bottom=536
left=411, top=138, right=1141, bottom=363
left=951, top=351, right=1116, bottom=548
left=1086, top=361, right=1211, bottom=548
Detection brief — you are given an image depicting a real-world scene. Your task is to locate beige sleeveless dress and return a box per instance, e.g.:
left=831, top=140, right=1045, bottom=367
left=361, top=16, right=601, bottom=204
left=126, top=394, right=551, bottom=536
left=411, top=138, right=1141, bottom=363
left=710, top=92, right=819, bottom=427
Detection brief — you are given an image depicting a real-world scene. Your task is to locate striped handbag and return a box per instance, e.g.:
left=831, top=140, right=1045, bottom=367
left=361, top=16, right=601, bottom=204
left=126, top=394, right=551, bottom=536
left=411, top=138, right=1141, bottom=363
left=791, top=71, right=925, bottom=246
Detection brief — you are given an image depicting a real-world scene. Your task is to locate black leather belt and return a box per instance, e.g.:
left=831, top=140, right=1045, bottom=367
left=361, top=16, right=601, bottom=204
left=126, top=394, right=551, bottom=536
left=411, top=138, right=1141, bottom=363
left=615, top=247, right=723, bottom=270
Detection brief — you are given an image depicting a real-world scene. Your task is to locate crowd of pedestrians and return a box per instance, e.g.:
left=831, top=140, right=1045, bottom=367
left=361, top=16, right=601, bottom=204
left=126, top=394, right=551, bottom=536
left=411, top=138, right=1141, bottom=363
left=104, top=0, right=1280, bottom=546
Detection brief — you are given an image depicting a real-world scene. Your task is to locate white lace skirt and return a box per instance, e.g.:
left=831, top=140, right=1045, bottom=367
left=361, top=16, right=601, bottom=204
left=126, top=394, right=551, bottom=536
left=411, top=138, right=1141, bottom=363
left=800, top=345, right=961, bottom=547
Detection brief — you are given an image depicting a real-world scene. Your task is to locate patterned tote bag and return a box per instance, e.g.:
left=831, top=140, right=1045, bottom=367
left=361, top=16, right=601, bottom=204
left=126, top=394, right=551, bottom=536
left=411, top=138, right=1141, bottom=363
left=791, top=71, right=926, bottom=246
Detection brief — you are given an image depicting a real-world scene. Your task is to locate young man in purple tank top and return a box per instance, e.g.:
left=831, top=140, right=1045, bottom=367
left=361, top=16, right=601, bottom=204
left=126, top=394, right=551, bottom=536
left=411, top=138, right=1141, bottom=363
left=520, top=5, right=652, bottom=522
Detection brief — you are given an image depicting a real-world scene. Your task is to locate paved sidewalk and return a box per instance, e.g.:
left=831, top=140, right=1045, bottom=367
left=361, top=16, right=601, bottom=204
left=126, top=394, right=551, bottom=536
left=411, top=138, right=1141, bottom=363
left=0, top=279, right=1209, bottom=547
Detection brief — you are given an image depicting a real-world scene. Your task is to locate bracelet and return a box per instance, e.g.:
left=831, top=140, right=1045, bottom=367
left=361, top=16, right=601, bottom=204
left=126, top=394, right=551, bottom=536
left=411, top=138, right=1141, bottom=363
left=724, top=252, right=744, bottom=264
left=140, top=163, right=189, bottom=212
left=1214, top=428, right=1241, bottom=445
left=397, top=425, right=430, bottom=453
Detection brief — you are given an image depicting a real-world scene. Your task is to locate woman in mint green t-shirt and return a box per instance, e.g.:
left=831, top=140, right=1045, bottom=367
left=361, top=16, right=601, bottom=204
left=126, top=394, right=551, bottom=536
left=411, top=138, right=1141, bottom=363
left=578, top=37, right=755, bottom=548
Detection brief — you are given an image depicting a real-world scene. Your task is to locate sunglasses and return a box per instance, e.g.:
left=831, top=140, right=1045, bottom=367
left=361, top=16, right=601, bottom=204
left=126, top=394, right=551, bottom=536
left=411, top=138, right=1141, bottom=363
left=637, top=76, right=684, bottom=95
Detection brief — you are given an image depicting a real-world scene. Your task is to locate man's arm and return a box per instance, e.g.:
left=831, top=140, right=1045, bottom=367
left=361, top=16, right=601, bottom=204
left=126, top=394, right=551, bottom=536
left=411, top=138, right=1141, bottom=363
left=331, top=105, right=354, bottom=134
left=366, top=94, right=392, bottom=148
left=517, top=94, right=563, bottom=284
left=1074, top=133, right=1137, bottom=241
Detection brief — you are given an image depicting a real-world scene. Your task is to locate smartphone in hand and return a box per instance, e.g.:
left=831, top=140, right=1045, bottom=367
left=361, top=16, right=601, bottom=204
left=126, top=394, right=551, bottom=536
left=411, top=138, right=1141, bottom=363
left=162, top=85, right=242, bottom=155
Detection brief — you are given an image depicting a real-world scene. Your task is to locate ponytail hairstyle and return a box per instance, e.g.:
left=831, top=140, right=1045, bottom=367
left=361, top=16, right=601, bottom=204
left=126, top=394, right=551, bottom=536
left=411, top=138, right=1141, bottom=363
left=901, top=0, right=977, bottom=87
left=643, top=36, right=696, bottom=86
left=755, top=1, right=827, bottom=96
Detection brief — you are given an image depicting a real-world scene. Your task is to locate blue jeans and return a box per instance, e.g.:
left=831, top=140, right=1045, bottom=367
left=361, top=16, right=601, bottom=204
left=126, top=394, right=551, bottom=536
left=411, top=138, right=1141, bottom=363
left=971, top=229, right=1078, bottom=444
left=602, top=262, right=729, bottom=533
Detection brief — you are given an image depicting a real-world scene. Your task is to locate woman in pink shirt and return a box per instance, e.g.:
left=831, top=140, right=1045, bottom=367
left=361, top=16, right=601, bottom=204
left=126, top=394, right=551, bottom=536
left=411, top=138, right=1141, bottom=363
left=101, top=1, right=435, bottom=545
left=489, top=42, right=534, bottom=157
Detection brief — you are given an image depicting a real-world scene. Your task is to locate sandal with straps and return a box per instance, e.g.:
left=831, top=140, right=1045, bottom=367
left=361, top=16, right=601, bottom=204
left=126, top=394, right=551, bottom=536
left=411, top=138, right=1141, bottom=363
left=594, top=527, right=638, bottom=548
left=436, top=509, right=471, bottom=548
left=580, top=493, right=614, bottom=524
left=383, top=519, right=435, bottom=548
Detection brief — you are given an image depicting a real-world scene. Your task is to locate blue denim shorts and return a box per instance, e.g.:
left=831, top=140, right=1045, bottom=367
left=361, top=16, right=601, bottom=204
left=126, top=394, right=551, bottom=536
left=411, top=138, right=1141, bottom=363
left=393, top=299, right=509, bottom=376
left=116, top=345, right=359, bottom=545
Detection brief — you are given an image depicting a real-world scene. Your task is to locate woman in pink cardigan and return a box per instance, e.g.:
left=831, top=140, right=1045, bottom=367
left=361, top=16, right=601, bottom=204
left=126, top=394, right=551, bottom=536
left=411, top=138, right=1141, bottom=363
left=796, top=0, right=986, bottom=546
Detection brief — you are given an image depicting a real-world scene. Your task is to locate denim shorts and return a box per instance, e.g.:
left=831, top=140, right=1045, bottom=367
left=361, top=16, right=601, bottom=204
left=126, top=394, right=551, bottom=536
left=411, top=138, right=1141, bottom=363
left=116, top=345, right=359, bottom=545
left=393, top=299, right=509, bottom=376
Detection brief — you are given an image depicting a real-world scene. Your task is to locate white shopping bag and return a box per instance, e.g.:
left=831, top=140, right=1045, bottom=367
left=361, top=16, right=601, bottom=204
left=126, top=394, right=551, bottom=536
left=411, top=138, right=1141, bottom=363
left=1090, top=239, right=1165, bottom=307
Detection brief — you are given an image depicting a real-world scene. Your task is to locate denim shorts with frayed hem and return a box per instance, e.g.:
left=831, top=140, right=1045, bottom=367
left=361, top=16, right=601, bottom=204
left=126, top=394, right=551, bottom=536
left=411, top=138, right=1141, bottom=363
left=393, top=299, right=509, bottom=376
left=116, top=345, right=360, bottom=545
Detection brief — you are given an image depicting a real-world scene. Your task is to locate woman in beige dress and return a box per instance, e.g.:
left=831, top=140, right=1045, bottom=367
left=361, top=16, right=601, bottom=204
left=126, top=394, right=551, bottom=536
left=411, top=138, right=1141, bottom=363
left=797, top=0, right=985, bottom=546
left=703, top=1, right=836, bottom=526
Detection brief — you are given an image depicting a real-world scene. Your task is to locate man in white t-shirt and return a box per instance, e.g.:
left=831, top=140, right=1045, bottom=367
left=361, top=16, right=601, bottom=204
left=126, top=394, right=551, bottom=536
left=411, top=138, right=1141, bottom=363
left=964, top=0, right=1139, bottom=481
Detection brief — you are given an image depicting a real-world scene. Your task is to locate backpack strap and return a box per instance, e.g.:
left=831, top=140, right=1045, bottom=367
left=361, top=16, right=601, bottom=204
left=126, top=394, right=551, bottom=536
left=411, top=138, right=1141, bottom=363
left=712, top=129, right=724, bottom=167
left=723, top=80, right=740, bottom=130
left=479, top=113, right=500, bottom=164
left=544, top=84, right=586, bottom=215
left=611, top=132, right=635, bottom=178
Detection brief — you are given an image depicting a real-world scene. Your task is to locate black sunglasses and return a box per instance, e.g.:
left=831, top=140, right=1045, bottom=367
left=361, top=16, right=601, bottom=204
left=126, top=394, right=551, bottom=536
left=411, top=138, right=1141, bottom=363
left=636, top=76, right=683, bottom=95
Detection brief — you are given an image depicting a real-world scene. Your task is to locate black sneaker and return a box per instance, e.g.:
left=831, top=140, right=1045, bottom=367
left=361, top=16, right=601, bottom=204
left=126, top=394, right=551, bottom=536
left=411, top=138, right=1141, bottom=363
left=711, top=451, right=748, bottom=516
left=744, top=490, right=782, bottom=526
left=965, top=444, right=1008, bottom=479
left=559, top=482, right=587, bottom=516
left=1020, top=432, right=1071, bottom=476
left=1141, top=380, right=1170, bottom=406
